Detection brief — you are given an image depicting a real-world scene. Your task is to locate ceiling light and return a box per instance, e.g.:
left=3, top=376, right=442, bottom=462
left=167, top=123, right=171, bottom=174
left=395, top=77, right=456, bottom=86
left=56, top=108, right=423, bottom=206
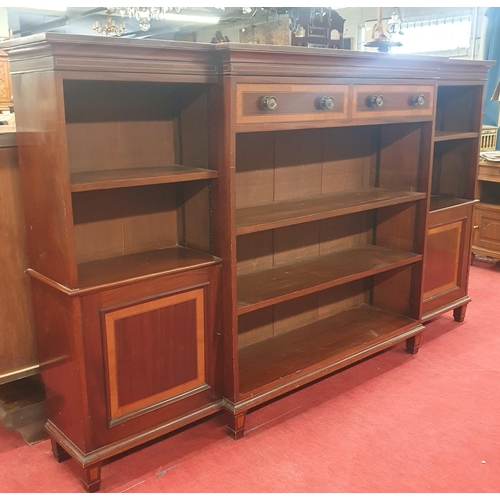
left=15, top=5, right=67, bottom=11
left=160, top=13, right=220, bottom=24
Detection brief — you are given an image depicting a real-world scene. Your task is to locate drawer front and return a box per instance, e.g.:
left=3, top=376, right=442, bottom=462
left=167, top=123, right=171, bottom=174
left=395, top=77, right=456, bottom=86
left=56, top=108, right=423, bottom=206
left=353, top=85, right=434, bottom=121
left=478, top=163, right=500, bottom=183
left=236, top=84, right=349, bottom=126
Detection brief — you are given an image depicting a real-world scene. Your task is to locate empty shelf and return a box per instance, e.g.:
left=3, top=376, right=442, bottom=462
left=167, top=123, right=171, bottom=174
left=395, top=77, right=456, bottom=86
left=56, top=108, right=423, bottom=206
left=236, top=187, right=426, bottom=235
left=70, top=165, right=218, bottom=192
left=237, top=245, right=421, bottom=315
left=238, top=304, right=420, bottom=397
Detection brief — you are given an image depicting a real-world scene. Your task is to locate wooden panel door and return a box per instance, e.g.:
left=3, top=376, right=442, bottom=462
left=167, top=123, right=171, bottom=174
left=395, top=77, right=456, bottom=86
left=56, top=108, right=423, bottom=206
left=422, top=204, right=474, bottom=321
left=103, top=288, right=206, bottom=422
left=80, top=266, right=222, bottom=449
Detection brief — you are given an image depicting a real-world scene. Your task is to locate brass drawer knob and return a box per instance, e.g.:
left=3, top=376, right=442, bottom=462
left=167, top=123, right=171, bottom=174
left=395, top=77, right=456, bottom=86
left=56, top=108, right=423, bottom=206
left=473, top=225, right=479, bottom=229
left=369, top=95, right=384, bottom=108
left=319, top=96, right=335, bottom=111
left=261, top=95, right=278, bottom=111
left=412, top=94, right=425, bottom=107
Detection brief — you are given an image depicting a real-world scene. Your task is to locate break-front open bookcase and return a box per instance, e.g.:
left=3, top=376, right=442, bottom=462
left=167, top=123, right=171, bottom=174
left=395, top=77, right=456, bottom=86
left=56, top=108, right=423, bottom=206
left=2, top=34, right=491, bottom=491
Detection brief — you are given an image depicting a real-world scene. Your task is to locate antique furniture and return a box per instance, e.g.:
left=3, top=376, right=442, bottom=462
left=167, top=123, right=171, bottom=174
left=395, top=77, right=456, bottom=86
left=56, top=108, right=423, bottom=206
left=422, top=80, right=488, bottom=321
left=0, top=52, right=12, bottom=110
left=2, top=33, right=491, bottom=491
left=0, top=131, right=38, bottom=384
left=472, top=159, right=500, bottom=261
left=2, top=34, right=223, bottom=492
left=211, top=44, right=491, bottom=439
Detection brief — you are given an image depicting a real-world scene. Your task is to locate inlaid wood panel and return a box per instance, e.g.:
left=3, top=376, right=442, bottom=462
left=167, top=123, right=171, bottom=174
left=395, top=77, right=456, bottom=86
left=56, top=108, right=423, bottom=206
left=352, top=85, right=434, bottom=121
left=102, top=287, right=205, bottom=421
left=423, top=221, right=462, bottom=300
left=236, top=84, right=348, bottom=126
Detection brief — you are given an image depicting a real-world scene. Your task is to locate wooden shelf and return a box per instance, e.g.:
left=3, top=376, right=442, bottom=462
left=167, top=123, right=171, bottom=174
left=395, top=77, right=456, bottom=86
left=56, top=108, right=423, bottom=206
left=70, top=165, right=218, bottom=192
left=236, top=188, right=426, bottom=236
left=434, top=131, right=478, bottom=142
left=429, top=195, right=477, bottom=213
left=77, top=246, right=220, bottom=292
left=238, top=304, right=418, bottom=397
left=237, top=245, right=421, bottom=315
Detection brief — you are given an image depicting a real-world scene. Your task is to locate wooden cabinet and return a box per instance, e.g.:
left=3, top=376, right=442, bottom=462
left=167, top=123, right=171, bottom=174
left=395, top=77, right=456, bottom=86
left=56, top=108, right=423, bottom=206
left=422, top=82, right=487, bottom=321
left=472, top=161, right=500, bottom=260
left=2, top=35, right=491, bottom=491
left=2, top=34, right=222, bottom=492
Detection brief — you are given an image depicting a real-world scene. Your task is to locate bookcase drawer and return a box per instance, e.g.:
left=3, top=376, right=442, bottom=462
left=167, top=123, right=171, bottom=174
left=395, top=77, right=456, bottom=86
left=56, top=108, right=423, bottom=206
left=352, top=85, right=434, bottom=121
left=236, top=83, right=349, bottom=126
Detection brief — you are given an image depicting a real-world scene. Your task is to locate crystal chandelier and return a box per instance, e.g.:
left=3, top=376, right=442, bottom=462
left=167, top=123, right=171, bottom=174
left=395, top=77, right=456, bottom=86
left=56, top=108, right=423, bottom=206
left=118, top=7, right=181, bottom=31
left=93, top=9, right=126, bottom=37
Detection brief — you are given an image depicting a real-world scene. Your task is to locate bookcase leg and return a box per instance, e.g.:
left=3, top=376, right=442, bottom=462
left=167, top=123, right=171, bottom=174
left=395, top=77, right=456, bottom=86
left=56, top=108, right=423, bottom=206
left=50, top=438, right=71, bottom=463
left=405, top=333, right=422, bottom=355
left=227, top=411, right=247, bottom=440
left=81, top=464, right=102, bottom=493
left=453, top=304, right=467, bottom=323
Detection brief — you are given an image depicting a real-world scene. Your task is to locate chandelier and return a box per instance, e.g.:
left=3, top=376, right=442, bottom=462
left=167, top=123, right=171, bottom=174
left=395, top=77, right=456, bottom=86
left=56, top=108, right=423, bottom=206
left=117, top=7, right=181, bottom=31
left=93, top=9, right=126, bottom=37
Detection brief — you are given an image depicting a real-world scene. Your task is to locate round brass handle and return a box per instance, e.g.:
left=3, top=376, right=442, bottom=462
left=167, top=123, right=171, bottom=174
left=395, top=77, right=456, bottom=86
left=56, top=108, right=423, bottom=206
left=261, top=95, right=278, bottom=111
left=412, top=94, right=425, bottom=107
left=319, top=96, right=335, bottom=111
left=473, top=225, right=479, bottom=229
left=369, top=95, right=384, bottom=108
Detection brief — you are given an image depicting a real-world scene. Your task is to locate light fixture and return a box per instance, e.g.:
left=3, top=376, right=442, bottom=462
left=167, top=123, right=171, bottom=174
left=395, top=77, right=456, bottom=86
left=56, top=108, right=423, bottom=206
left=160, top=14, right=220, bottom=24
left=116, top=7, right=220, bottom=31
left=16, top=5, right=67, bottom=11
left=364, top=7, right=402, bottom=52
left=93, top=9, right=125, bottom=37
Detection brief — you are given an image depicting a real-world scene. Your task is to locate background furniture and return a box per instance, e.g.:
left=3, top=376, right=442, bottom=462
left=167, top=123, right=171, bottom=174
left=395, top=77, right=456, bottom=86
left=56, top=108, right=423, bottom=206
left=0, top=132, right=38, bottom=384
left=472, top=160, right=500, bottom=261
left=0, top=52, right=12, bottom=110
left=290, top=7, right=345, bottom=49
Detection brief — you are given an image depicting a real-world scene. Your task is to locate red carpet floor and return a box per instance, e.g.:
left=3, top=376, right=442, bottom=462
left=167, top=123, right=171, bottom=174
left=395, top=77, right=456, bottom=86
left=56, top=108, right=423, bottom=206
left=1, top=260, right=499, bottom=493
